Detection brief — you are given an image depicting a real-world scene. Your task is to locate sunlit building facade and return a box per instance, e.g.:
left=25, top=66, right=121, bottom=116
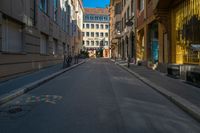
left=155, top=0, right=200, bottom=82
left=82, top=8, right=110, bottom=58
left=0, top=0, right=82, bottom=80
left=136, top=0, right=160, bottom=69
left=110, top=0, right=122, bottom=59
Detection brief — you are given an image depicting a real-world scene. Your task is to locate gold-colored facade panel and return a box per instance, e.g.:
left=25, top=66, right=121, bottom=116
left=174, top=0, right=200, bottom=64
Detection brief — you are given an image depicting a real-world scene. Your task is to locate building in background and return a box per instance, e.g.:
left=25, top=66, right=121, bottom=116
left=0, top=0, right=83, bottom=80
left=82, top=8, right=110, bottom=58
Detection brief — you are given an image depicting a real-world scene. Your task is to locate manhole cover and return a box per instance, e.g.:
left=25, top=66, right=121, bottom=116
left=8, top=107, right=23, bottom=114
left=0, top=105, right=33, bottom=120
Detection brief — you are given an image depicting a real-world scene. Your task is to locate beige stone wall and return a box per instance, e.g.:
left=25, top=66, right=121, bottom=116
left=0, top=0, right=70, bottom=80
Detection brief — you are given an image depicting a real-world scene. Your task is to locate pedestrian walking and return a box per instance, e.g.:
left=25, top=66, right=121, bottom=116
left=127, top=55, right=131, bottom=68
left=63, top=55, right=67, bottom=68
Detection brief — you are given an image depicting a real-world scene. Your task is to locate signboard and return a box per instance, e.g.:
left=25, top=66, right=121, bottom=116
left=191, top=44, right=200, bottom=51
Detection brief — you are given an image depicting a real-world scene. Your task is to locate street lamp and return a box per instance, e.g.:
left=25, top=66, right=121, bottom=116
left=126, top=16, right=134, bottom=27
left=125, top=16, right=135, bottom=64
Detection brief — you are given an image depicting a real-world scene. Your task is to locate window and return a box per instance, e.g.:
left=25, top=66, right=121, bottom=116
left=100, top=16, right=103, bottom=21
left=39, top=0, right=48, bottom=14
left=131, top=0, right=134, bottom=13
left=105, top=41, right=108, bottom=46
left=100, top=32, right=104, bottom=37
left=86, top=24, right=89, bottom=28
left=53, top=0, right=58, bottom=21
left=40, top=34, right=48, bottom=54
left=100, top=24, right=104, bottom=29
left=139, top=0, right=144, bottom=11
left=91, top=24, right=94, bottom=29
left=96, top=41, right=99, bottom=46
left=96, top=32, right=99, bottom=37
left=105, top=33, right=108, bottom=37
left=96, top=24, right=99, bottom=29
left=82, top=32, right=85, bottom=37
left=127, top=7, right=130, bottom=19
left=86, top=32, right=89, bottom=37
left=105, top=25, right=109, bottom=29
left=57, top=44, right=63, bottom=55
left=53, top=39, right=58, bottom=55
left=2, top=20, right=23, bottom=53
left=95, top=16, right=98, bottom=20
left=90, top=15, right=94, bottom=20
left=85, top=15, right=89, bottom=20
left=100, top=41, right=103, bottom=46
left=91, top=41, right=94, bottom=46
left=86, top=41, right=89, bottom=46
left=82, top=41, right=85, bottom=45
left=83, top=24, right=85, bottom=28
left=30, top=0, right=36, bottom=26
left=115, top=3, right=121, bottom=15
left=91, top=32, right=94, bottom=37
left=115, top=21, right=121, bottom=32
left=104, top=16, right=108, bottom=21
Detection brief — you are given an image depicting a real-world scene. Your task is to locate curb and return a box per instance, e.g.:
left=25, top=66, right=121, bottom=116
left=112, top=60, right=200, bottom=122
left=0, top=60, right=86, bottom=105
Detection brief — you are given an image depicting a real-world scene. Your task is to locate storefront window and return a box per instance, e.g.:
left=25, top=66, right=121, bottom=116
left=175, top=0, right=200, bottom=64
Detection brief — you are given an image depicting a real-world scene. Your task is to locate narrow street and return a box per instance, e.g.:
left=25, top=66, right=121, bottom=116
left=0, top=59, right=200, bottom=133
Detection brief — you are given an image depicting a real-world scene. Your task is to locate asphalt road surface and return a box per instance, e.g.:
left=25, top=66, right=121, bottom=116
left=0, top=59, right=200, bottom=133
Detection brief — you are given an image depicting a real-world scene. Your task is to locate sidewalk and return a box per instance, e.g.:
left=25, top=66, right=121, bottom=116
left=113, top=59, right=200, bottom=121
left=0, top=59, right=84, bottom=97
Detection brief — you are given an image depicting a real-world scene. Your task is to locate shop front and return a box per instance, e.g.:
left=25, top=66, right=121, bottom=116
left=136, top=29, right=145, bottom=64
left=172, top=0, right=200, bottom=65
left=147, top=22, right=159, bottom=68
left=171, top=0, right=200, bottom=82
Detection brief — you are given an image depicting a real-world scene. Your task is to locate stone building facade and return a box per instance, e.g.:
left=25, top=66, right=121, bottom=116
left=0, top=0, right=83, bottom=80
left=110, top=0, right=135, bottom=61
left=82, top=8, right=110, bottom=58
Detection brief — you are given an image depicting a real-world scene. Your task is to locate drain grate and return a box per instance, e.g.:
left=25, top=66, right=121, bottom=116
left=8, top=107, right=23, bottom=114
left=0, top=105, right=33, bottom=120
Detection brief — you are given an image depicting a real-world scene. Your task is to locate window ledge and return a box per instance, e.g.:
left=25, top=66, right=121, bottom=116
left=1, top=51, right=27, bottom=55
left=40, top=54, right=49, bottom=56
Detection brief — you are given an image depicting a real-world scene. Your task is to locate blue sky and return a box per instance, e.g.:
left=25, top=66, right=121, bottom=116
left=83, top=0, right=110, bottom=8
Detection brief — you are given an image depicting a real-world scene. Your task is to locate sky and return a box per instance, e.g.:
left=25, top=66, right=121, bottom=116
left=83, top=0, right=110, bottom=8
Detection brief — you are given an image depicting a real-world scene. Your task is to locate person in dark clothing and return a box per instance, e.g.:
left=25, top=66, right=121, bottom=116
left=68, top=55, right=72, bottom=66
left=127, top=55, right=131, bottom=68
left=63, top=55, right=67, bottom=68
left=74, top=55, right=79, bottom=64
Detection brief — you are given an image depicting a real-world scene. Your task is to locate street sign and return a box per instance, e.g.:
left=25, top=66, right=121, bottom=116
left=191, top=44, right=200, bottom=51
